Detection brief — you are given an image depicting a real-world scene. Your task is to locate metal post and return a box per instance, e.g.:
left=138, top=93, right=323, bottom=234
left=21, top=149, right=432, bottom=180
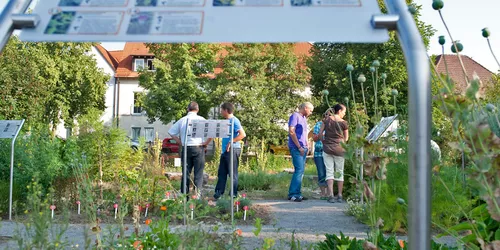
left=229, top=120, right=235, bottom=224
left=9, top=119, right=24, bottom=221
left=182, top=119, right=190, bottom=226
left=373, top=0, right=432, bottom=248
left=359, top=148, right=364, bottom=205
left=0, top=0, right=33, bottom=53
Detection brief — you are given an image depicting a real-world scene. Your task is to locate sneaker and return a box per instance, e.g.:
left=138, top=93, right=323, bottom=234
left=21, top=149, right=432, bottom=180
left=327, top=197, right=336, bottom=203
left=336, top=196, right=343, bottom=203
left=290, top=196, right=303, bottom=202
left=213, top=192, right=221, bottom=200
left=299, top=196, right=308, bottom=200
left=320, top=196, right=328, bottom=200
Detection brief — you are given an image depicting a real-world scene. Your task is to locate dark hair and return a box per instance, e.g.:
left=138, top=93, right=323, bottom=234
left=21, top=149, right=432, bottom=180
left=333, top=104, right=346, bottom=114
left=187, top=101, right=199, bottom=111
left=221, top=102, right=234, bottom=114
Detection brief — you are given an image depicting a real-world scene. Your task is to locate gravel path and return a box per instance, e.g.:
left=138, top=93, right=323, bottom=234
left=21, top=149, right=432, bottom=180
left=0, top=199, right=457, bottom=249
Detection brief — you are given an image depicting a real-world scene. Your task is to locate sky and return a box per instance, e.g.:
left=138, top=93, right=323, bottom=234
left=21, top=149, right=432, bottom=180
left=1, top=0, right=499, bottom=73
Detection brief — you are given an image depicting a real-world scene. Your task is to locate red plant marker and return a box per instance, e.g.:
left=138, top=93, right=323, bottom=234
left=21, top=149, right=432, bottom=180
left=145, top=203, right=150, bottom=218
left=113, top=203, right=118, bottom=219
left=76, top=201, right=81, bottom=215
left=50, top=205, right=56, bottom=218
left=243, top=206, right=248, bottom=221
left=235, top=201, right=240, bottom=212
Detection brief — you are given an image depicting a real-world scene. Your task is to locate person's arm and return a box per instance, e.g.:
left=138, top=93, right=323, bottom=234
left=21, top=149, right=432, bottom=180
left=226, top=128, right=246, bottom=152
left=203, top=138, right=213, bottom=147
left=318, top=122, right=325, bottom=142
left=312, top=122, right=322, bottom=142
left=168, top=121, right=181, bottom=146
left=343, top=122, right=349, bottom=142
left=289, top=126, right=305, bottom=156
left=343, top=130, right=349, bottom=142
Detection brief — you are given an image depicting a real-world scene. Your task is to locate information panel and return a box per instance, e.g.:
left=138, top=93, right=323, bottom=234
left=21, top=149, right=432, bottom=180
left=191, top=119, right=230, bottom=139
left=365, top=114, right=398, bottom=143
left=19, top=0, right=389, bottom=43
left=0, top=120, right=24, bottom=139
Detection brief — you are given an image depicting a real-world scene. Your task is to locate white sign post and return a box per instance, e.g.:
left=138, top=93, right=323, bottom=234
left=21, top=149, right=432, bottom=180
left=0, top=120, right=25, bottom=221
left=182, top=119, right=232, bottom=225
left=2, top=0, right=432, bottom=248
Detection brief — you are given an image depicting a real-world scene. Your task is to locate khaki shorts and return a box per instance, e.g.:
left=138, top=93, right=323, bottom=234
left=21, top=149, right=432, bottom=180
left=323, top=152, right=345, bottom=181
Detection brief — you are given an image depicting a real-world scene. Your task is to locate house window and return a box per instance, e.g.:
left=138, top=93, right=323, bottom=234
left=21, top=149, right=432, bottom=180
left=145, top=127, right=154, bottom=142
left=134, top=58, right=145, bottom=71
left=131, top=127, right=141, bottom=141
left=133, top=92, right=144, bottom=114
left=147, top=59, right=155, bottom=71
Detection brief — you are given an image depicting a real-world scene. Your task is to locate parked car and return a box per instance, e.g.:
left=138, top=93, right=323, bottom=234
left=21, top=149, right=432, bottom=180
left=162, top=138, right=179, bottom=154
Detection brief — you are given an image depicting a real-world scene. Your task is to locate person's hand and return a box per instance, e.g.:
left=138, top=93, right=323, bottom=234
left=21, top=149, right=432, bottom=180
left=299, top=147, right=305, bottom=156
left=226, top=143, right=231, bottom=152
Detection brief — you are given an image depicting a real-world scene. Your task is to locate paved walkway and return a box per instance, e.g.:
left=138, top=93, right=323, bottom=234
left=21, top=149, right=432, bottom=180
left=0, top=199, right=456, bottom=249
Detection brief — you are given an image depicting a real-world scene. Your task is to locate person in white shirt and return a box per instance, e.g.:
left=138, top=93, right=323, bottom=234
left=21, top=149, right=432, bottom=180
left=168, top=102, right=212, bottom=198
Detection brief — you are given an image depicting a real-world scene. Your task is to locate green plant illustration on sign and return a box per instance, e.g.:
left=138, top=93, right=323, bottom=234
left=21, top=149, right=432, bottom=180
left=44, top=12, right=76, bottom=35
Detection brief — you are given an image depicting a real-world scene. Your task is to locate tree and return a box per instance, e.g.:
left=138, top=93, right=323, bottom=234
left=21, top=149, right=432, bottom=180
left=0, top=38, right=109, bottom=134
left=0, top=37, right=58, bottom=123
left=42, top=42, right=108, bottom=133
left=307, top=0, right=434, bottom=124
left=214, top=43, right=310, bottom=143
left=138, top=43, right=221, bottom=122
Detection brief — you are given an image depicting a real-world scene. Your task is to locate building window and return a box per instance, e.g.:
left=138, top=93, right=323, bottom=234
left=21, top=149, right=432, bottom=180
left=147, top=59, right=155, bottom=71
left=145, top=127, right=154, bottom=142
left=133, top=92, right=144, bottom=114
left=134, top=58, right=145, bottom=71
left=131, top=127, right=141, bottom=141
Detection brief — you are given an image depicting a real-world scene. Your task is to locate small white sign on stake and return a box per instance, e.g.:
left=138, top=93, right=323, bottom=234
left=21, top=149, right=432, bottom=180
left=174, top=157, right=181, bottom=167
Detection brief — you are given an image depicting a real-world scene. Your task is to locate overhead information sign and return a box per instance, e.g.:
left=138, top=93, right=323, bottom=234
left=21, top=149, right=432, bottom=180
left=19, top=0, right=389, bottom=43
left=0, top=120, right=23, bottom=139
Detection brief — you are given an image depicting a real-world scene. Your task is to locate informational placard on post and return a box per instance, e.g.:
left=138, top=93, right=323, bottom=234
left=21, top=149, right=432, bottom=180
left=365, top=114, right=398, bottom=143
left=191, top=119, right=230, bottom=140
left=19, top=0, right=389, bottom=43
left=0, top=120, right=24, bottom=139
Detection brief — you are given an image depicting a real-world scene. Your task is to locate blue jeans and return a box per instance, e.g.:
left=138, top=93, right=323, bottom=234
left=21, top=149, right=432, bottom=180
left=313, top=156, right=327, bottom=187
left=288, top=147, right=308, bottom=198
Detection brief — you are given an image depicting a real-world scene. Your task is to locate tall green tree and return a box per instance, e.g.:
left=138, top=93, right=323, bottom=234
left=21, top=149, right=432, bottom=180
left=214, top=43, right=310, bottom=143
left=0, top=38, right=109, bottom=134
left=43, top=42, right=108, bottom=132
left=307, top=0, right=434, bottom=123
left=138, top=43, right=221, bottom=122
left=0, top=37, right=58, bottom=123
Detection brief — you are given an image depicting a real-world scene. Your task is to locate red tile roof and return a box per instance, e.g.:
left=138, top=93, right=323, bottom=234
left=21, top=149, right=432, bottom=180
left=94, top=44, right=118, bottom=70
left=99, top=42, right=313, bottom=78
left=435, top=54, right=494, bottom=93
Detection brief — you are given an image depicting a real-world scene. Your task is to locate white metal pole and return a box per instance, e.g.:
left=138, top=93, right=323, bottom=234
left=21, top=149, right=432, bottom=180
left=0, top=0, right=33, bottom=53
left=229, top=120, right=235, bottom=224
left=374, top=0, right=432, bottom=248
left=182, top=119, right=190, bottom=226
left=9, top=119, right=24, bottom=221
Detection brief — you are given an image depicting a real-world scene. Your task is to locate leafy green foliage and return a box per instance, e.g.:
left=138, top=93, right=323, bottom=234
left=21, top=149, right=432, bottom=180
left=0, top=37, right=109, bottom=132
left=316, top=231, right=456, bottom=250
left=307, top=0, right=434, bottom=123
left=214, top=43, right=310, bottom=144
left=138, top=43, right=221, bottom=121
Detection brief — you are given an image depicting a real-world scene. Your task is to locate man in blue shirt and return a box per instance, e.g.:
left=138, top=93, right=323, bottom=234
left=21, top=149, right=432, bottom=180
left=214, top=102, right=246, bottom=199
left=288, top=102, right=314, bottom=202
